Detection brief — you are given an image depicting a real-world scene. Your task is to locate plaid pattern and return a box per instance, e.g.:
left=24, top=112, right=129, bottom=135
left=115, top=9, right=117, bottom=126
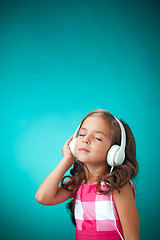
left=74, top=181, right=136, bottom=239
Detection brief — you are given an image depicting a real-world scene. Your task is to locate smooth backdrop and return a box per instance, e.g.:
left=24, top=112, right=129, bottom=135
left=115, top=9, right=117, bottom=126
left=0, top=0, right=160, bottom=239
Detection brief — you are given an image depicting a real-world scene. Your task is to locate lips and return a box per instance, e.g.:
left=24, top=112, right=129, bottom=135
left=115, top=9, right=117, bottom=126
left=79, top=148, right=90, bottom=152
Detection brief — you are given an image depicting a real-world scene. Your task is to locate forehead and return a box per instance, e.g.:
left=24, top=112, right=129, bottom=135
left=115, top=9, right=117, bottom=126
left=81, top=116, right=111, bottom=133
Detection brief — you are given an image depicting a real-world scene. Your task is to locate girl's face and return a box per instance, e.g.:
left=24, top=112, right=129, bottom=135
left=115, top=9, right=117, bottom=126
left=75, top=116, right=112, bottom=165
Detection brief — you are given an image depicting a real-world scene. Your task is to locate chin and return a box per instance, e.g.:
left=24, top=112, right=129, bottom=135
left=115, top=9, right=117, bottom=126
left=76, top=156, right=89, bottom=163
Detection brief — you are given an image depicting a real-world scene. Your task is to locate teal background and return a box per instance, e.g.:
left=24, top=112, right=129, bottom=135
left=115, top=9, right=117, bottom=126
left=0, top=0, right=160, bottom=239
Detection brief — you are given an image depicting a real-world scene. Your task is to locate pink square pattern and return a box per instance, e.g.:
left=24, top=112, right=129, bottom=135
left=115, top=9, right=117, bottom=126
left=82, top=202, right=95, bottom=220
left=96, top=219, right=117, bottom=231
left=75, top=181, right=136, bottom=233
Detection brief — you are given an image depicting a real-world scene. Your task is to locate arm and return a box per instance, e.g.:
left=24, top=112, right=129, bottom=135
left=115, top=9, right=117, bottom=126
left=113, top=183, right=140, bottom=240
left=35, top=135, right=76, bottom=205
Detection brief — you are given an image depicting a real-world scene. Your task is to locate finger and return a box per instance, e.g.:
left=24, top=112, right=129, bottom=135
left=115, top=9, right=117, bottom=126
left=66, top=135, right=74, bottom=144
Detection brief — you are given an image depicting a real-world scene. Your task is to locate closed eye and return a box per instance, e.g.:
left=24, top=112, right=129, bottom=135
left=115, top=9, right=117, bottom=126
left=95, top=137, right=102, bottom=141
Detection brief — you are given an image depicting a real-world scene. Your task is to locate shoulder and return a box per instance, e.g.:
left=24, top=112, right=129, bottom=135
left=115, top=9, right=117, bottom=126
left=113, top=181, right=135, bottom=198
left=113, top=182, right=140, bottom=239
left=112, top=182, right=137, bottom=221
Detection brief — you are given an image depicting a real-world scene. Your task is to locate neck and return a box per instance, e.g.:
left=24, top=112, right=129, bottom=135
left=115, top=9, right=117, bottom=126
left=84, top=162, right=109, bottom=184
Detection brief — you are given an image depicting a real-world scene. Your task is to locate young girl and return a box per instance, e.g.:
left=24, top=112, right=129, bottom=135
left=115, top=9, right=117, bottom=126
left=35, top=109, right=140, bottom=240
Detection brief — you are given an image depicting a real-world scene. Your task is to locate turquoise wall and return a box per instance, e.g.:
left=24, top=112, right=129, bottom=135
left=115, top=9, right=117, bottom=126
left=0, top=0, right=159, bottom=239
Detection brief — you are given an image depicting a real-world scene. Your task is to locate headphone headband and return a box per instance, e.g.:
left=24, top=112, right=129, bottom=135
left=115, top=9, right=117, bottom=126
left=114, top=117, right=126, bottom=152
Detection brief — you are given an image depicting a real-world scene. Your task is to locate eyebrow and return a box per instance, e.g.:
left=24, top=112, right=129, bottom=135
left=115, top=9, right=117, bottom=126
left=80, top=127, right=106, bottom=136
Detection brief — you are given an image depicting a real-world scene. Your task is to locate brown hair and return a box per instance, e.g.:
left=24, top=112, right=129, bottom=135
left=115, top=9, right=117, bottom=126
left=61, top=109, right=139, bottom=226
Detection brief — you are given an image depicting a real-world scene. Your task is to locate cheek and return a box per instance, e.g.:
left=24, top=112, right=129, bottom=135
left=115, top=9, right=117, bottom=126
left=75, top=138, right=80, bottom=152
left=96, top=143, right=110, bottom=155
left=75, top=138, right=80, bottom=147
left=93, top=144, right=105, bottom=156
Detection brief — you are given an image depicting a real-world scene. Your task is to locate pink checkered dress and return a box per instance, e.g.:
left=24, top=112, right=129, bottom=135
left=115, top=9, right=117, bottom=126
left=74, top=181, right=136, bottom=240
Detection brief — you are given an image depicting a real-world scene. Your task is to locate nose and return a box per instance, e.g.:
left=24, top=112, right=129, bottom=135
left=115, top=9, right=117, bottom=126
left=82, top=136, right=90, bottom=144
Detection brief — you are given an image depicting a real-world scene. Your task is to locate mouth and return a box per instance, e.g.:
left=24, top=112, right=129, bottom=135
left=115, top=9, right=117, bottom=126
left=79, top=148, right=90, bottom=153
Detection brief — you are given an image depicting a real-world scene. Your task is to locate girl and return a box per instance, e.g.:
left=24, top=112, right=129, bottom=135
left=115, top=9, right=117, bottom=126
left=35, top=109, right=140, bottom=240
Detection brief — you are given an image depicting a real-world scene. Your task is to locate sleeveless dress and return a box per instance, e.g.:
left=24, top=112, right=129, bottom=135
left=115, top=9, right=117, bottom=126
left=74, top=181, right=136, bottom=240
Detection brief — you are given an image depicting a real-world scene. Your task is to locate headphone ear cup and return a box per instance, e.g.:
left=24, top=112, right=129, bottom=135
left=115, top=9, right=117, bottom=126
left=115, top=149, right=125, bottom=165
left=107, top=145, right=120, bottom=167
left=69, top=138, right=77, bottom=158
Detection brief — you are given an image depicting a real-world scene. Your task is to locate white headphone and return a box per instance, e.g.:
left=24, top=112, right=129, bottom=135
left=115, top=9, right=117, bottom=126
left=69, top=117, right=126, bottom=167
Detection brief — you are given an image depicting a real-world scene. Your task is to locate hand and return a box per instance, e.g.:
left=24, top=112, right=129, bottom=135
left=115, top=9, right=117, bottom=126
left=62, top=135, right=76, bottom=164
